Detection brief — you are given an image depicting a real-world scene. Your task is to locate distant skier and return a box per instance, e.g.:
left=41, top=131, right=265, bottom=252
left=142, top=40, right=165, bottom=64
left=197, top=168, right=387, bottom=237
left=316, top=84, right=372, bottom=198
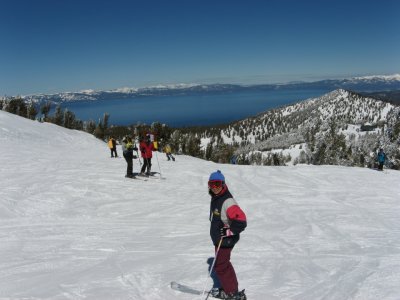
left=163, top=144, right=175, bottom=161
left=377, top=148, right=386, bottom=171
left=108, top=136, right=118, bottom=158
left=122, top=136, right=137, bottom=178
left=140, top=134, right=154, bottom=175
left=208, top=170, right=247, bottom=300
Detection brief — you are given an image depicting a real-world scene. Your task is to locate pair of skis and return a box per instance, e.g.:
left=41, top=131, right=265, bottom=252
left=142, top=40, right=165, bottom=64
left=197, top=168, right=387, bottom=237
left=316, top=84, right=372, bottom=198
left=136, top=171, right=166, bottom=180
left=125, top=172, right=166, bottom=181
left=125, top=175, right=148, bottom=181
left=171, top=281, right=247, bottom=299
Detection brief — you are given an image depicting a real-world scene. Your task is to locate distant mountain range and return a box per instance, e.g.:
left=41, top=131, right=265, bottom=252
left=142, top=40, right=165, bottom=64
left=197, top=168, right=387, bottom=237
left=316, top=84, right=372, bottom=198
left=12, top=74, right=400, bottom=104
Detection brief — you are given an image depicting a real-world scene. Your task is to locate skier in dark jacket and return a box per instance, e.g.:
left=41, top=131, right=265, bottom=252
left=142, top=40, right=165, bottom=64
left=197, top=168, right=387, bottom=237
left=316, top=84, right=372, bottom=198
left=208, top=170, right=247, bottom=300
left=122, top=136, right=137, bottom=178
left=377, top=148, right=386, bottom=171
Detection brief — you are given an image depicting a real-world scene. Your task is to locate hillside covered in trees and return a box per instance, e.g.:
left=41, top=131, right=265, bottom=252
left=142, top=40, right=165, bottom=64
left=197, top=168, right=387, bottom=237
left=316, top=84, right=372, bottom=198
left=178, top=89, right=400, bottom=169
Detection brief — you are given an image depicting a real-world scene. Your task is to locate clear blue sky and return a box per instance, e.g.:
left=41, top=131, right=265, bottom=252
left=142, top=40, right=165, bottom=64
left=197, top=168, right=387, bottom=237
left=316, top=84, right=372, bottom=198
left=1, top=0, right=399, bottom=96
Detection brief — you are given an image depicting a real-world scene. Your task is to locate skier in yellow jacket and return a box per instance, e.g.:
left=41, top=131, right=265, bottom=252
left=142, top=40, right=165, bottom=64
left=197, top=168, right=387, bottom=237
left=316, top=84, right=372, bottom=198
left=108, top=136, right=118, bottom=158
left=163, top=144, right=175, bottom=161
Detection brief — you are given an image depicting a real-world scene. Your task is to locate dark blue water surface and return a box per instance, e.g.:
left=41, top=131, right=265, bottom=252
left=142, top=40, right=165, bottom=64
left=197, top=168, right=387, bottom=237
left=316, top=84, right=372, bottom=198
left=61, top=88, right=331, bottom=127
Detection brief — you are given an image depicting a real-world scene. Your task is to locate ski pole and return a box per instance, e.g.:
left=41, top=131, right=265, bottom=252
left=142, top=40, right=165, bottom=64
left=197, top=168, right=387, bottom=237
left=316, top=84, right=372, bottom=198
left=155, top=150, right=162, bottom=178
left=136, top=154, right=142, bottom=172
left=200, top=237, right=223, bottom=299
left=135, top=149, right=142, bottom=166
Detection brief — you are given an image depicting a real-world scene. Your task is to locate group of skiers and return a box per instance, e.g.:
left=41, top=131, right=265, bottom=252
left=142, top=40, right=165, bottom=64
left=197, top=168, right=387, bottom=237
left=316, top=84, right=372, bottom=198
left=108, top=134, right=175, bottom=178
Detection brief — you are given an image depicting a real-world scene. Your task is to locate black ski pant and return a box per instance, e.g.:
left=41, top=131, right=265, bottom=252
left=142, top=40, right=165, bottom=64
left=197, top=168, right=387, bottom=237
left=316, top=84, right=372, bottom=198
left=123, top=153, right=133, bottom=175
left=141, top=157, right=152, bottom=174
left=110, top=148, right=118, bottom=157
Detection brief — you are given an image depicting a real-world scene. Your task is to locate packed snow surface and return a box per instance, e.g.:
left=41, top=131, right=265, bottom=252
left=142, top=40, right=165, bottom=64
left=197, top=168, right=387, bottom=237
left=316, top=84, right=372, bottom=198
left=1, top=110, right=400, bottom=300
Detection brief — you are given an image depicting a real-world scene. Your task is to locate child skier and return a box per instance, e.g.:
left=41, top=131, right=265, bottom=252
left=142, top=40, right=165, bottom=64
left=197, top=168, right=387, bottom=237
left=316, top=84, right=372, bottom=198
left=208, top=170, right=247, bottom=300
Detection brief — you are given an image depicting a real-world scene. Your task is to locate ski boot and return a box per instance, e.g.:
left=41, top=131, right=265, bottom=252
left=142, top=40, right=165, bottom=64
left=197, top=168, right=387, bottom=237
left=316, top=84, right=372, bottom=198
left=229, top=290, right=247, bottom=300
left=210, top=288, right=228, bottom=299
left=146, top=167, right=152, bottom=176
left=210, top=288, right=247, bottom=300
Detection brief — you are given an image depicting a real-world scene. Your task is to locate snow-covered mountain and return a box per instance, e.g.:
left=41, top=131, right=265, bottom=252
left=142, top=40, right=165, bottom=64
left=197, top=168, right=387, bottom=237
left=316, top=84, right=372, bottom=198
left=218, top=89, right=395, bottom=143
left=8, top=74, right=400, bottom=104
left=195, top=89, right=400, bottom=167
left=1, top=109, right=400, bottom=300
left=352, top=74, right=400, bottom=82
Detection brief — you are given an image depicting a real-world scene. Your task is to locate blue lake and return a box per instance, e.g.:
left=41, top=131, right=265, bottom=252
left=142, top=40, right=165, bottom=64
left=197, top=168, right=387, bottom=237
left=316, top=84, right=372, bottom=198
left=61, top=88, right=332, bottom=127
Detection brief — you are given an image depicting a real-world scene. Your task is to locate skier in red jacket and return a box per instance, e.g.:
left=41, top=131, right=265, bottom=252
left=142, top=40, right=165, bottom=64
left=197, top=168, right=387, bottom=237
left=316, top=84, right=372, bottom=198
left=139, top=134, right=154, bottom=175
left=208, top=170, right=247, bottom=300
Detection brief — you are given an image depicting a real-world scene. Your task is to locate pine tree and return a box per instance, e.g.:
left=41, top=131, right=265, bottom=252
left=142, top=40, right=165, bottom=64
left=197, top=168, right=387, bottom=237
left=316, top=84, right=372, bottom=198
left=85, top=120, right=97, bottom=134
left=94, top=119, right=104, bottom=139
left=27, top=103, right=38, bottom=120
left=170, top=130, right=183, bottom=154
left=103, top=113, right=109, bottom=135
left=40, top=102, right=51, bottom=121
left=5, top=97, right=27, bottom=117
left=185, top=133, right=201, bottom=157
left=205, top=142, right=213, bottom=161
left=63, top=109, right=77, bottom=129
left=54, top=105, right=64, bottom=126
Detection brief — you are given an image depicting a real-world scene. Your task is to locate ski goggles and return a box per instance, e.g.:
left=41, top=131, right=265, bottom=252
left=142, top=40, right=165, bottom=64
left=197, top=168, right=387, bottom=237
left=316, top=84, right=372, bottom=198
left=208, top=180, right=224, bottom=189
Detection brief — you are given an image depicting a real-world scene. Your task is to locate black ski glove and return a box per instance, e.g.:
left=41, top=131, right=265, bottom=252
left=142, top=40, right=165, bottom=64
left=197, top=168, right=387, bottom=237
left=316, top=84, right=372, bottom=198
left=220, top=226, right=234, bottom=237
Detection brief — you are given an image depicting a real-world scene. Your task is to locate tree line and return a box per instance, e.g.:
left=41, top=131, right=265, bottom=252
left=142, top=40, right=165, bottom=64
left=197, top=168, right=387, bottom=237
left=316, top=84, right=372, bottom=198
left=0, top=97, right=205, bottom=158
left=0, top=97, right=108, bottom=138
